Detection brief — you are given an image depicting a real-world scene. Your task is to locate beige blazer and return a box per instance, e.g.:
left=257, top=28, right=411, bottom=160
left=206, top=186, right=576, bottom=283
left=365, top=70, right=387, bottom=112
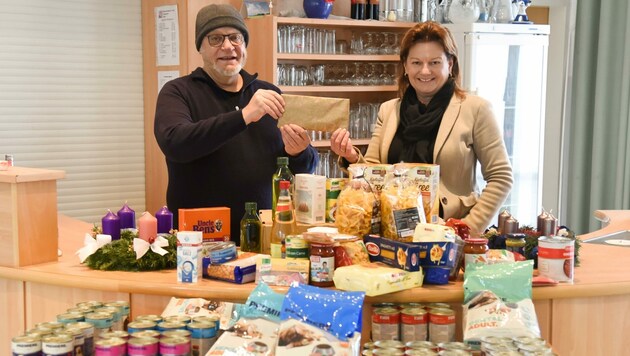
left=359, top=94, right=513, bottom=235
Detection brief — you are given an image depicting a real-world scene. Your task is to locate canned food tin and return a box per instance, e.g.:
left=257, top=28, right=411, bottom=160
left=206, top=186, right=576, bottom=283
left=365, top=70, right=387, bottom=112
left=163, top=314, right=192, bottom=324
left=398, top=303, right=425, bottom=310
left=538, top=236, right=574, bottom=283
left=159, top=336, right=191, bottom=356
left=94, top=336, right=126, bottom=356
left=129, top=330, right=162, bottom=340
left=435, top=350, right=470, bottom=355
left=512, top=336, right=546, bottom=347
left=100, top=330, right=129, bottom=340
left=187, top=321, right=217, bottom=356
left=67, top=306, right=94, bottom=315
left=57, top=312, right=85, bottom=324
left=26, top=327, right=54, bottom=338
left=127, top=320, right=157, bottom=334
left=404, top=349, right=438, bottom=356
left=66, top=321, right=95, bottom=356
left=425, top=303, right=451, bottom=310
left=372, top=302, right=397, bottom=309
left=405, top=340, right=437, bottom=351
left=162, top=329, right=192, bottom=339
left=12, top=335, right=41, bottom=356
left=286, top=235, right=310, bottom=258
left=85, top=312, right=114, bottom=340
left=400, top=307, right=428, bottom=343
left=56, top=328, right=85, bottom=356
left=437, top=342, right=471, bottom=351
left=127, top=336, right=159, bottom=355
left=157, top=321, right=187, bottom=332
left=37, top=321, right=65, bottom=331
left=372, top=307, right=400, bottom=341
left=428, top=308, right=455, bottom=344
left=372, top=347, right=405, bottom=355
left=374, top=340, right=405, bottom=350
left=192, top=315, right=220, bottom=330
left=42, top=334, right=73, bottom=356
left=77, top=301, right=104, bottom=309
left=95, top=306, right=123, bottom=331
left=135, top=314, right=163, bottom=324
left=363, top=341, right=375, bottom=350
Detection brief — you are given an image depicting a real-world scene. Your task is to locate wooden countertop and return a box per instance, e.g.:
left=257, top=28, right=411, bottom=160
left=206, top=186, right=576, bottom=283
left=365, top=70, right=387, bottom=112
left=1, top=211, right=630, bottom=303
left=0, top=166, right=65, bottom=183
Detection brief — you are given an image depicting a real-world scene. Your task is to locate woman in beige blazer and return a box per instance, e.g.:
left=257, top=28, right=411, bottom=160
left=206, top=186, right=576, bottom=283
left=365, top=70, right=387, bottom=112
left=331, top=22, right=513, bottom=235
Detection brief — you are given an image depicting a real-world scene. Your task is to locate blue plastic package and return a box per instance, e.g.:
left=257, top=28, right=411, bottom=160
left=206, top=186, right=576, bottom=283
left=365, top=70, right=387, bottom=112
left=232, top=282, right=285, bottom=324
left=280, top=282, right=365, bottom=341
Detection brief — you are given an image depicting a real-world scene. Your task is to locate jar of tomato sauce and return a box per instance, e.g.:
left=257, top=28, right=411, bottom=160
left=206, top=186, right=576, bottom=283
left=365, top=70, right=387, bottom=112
left=463, top=238, right=488, bottom=270
left=309, top=242, right=335, bottom=287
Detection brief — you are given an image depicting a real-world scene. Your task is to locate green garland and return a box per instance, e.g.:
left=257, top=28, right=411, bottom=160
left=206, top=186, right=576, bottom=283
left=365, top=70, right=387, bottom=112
left=84, top=225, right=177, bottom=271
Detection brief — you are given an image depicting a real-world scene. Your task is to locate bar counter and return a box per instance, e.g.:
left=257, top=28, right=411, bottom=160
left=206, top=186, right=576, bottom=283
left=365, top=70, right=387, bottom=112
left=2, top=211, right=630, bottom=355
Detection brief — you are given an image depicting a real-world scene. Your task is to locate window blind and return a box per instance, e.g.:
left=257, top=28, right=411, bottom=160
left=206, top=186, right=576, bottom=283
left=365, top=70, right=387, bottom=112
left=0, top=0, right=145, bottom=224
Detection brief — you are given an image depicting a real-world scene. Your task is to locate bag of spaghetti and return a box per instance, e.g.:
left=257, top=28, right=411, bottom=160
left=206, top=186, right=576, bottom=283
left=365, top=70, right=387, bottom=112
left=380, top=165, right=425, bottom=242
left=334, top=165, right=379, bottom=236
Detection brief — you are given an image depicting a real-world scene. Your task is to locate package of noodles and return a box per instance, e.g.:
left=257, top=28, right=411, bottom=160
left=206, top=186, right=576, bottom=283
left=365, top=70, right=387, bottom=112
left=380, top=165, right=425, bottom=241
left=334, top=166, right=378, bottom=236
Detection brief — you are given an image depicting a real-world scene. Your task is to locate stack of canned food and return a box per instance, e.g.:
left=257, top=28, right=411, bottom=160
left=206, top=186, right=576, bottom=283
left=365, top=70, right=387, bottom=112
left=371, top=302, right=457, bottom=346
left=10, top=300, right=220, bottom=356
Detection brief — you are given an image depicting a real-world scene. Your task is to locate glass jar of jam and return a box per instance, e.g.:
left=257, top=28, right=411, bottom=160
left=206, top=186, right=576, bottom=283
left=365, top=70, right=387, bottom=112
left=463, top=238, right=488, bottom=270
left=309, top=242, right=335, bottom=287
left=505, top=233, right=526, bottom=255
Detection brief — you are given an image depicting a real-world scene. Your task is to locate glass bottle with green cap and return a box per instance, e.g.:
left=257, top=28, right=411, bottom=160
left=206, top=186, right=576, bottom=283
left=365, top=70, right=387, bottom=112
left=240, top=202, right=262, bottom=253
left=272, top=156, right=293, bottom=221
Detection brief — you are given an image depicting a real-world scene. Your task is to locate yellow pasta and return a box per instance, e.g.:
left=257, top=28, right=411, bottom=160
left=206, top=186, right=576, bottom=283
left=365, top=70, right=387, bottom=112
left=334, top=179, right=377, bottom=237
left=380, top=176, right=422, bottom=241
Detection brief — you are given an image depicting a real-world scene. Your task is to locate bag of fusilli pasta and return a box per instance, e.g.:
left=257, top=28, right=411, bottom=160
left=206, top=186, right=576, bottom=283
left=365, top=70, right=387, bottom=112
left=380, top=165, right=425, bottom=241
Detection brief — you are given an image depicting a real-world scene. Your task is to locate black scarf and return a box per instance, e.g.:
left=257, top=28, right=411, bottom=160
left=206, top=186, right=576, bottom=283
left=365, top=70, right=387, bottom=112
left=396, top=79, right=455, bottom=163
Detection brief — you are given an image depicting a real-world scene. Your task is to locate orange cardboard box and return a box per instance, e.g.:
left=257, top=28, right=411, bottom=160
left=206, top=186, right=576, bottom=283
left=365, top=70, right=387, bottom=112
left=178, top=207, right=231, bottom=242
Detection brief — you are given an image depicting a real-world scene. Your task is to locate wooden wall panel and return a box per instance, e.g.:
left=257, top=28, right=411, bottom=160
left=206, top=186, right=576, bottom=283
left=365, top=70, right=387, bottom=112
left=24, top=282, right=128, bottom=328
left=0, top=278, right=25, bottom=353
left=130, top=293, right=173, bottom=319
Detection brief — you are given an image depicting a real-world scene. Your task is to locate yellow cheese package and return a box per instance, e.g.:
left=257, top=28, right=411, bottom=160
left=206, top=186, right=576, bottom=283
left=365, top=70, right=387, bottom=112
left=333, top=263, right=423, bottom=296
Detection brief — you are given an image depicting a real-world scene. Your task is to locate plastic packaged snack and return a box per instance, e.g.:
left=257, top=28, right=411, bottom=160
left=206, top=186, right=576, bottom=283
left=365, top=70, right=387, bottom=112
left=334, top=166, right=378, bottom=236
left=380, top=166, right=424, bottom=241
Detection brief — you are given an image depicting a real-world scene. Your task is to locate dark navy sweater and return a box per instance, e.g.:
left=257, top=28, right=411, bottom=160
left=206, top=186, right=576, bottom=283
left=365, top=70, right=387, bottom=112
left=154, top=68, right=317, bottom=242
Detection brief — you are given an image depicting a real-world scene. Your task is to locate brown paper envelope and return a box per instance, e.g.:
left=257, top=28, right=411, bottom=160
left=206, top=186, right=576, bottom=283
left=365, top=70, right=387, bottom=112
left=278, top=94, right=350, bottom=132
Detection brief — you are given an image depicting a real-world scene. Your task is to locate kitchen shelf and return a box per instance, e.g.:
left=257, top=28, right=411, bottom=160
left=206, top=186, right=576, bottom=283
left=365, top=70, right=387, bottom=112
left=278, top=85, right=397, bottom=93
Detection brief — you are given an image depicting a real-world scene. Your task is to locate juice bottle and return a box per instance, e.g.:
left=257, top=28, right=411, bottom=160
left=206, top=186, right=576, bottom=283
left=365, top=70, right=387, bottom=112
left=270, top=180, right=296, bottom=258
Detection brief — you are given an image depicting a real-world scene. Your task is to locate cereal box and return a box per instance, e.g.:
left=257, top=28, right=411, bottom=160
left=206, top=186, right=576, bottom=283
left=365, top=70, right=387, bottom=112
left=178, top=207, right=230, bottom=242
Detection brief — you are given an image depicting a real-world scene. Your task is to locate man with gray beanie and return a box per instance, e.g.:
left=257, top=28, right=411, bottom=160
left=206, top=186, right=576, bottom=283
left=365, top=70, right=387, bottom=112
left=154, top=4, right=317, bottom=243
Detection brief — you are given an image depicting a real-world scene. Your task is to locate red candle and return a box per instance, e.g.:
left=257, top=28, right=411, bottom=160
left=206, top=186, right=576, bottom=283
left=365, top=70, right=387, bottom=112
left=138, top=211, right=158, bottom=243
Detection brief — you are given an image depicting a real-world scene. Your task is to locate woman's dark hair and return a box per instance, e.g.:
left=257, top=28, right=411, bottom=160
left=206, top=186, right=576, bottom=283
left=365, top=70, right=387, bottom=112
left=397, top=21, right=466, bottom=99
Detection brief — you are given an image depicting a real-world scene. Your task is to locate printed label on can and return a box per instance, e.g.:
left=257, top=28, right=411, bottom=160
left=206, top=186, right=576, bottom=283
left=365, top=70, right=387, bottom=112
left=428, top=310, right=455, bottom=344
left=12, top=336, right=41, bottom=356
left=538, top=236, right=574, bottom=283
left=401, top=308, right=428, bottom=343
left=372, top=307, right=400, bottom=341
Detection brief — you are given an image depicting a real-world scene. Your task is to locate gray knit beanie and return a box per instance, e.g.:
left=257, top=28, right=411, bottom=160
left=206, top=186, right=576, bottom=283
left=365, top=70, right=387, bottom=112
left=195, top=4, right=249, bottom=51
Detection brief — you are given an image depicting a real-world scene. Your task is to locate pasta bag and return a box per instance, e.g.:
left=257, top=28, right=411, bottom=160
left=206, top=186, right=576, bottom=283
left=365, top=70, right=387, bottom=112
left=334, top=166, right=378, bottom=237
left=380, top=166, right=424, bottom=241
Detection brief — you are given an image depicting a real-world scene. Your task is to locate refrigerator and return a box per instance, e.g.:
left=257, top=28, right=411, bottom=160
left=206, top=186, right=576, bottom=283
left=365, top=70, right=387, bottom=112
left=444, top=23, right=550, bottom=227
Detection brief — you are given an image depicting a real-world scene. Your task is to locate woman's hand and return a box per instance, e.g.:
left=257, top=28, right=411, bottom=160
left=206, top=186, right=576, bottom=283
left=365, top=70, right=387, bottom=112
left=330, top=128, right=358, bottom=163
left=281, top=124, right=311, bottom=156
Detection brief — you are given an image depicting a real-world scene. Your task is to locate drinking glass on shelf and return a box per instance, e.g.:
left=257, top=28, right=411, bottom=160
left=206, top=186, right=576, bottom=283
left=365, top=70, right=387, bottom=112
left=350, top=32, right=364, bottom=54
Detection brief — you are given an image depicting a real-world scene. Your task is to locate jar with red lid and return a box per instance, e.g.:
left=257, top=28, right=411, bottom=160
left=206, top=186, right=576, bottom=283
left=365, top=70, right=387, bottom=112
left=463, top=238, right=488, bottom=270
left=309, top=242, right=335, bottom=287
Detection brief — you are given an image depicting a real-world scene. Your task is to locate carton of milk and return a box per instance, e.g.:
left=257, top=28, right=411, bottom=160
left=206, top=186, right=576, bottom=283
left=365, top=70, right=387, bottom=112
left=177, top=231, right=203, bottom=283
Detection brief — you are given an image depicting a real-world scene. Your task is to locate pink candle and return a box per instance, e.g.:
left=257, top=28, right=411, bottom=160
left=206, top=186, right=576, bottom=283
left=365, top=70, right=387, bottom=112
left=138, top=211, right=158, bottom=243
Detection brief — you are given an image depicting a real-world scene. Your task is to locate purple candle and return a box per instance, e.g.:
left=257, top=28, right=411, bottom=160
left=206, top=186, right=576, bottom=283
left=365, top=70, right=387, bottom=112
left=102, top=209, right=121, bottom=240
left=117, top=202, right=136, bottom=229
left=156, top=206, right=173, bottom=234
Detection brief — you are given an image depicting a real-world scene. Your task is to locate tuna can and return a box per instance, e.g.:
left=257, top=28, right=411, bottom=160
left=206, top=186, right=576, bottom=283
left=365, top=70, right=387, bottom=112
left=428, top=308, right=455, bottom=344
left=105, top=301, right=130, bottom=330
left=157, top=321, right=187, bottom=332
left=42, top=334, right=73, bottom=356
left=286, top=235, right=310, bottom=258
left=163, top=314, right=192, bottom=324
left=12, top=335, right=41, bottom=356
left=130, top=329, right=162, bottom=340
left=94, top=336, right=126, bottom=356
left=127, top=336, right=159, bottom=355
left=66, top=321, right=95, bottom=356
left=159, top=336, right=191, bottom=356
left=26, top=327, right=54, bottom=339
left=372, top=307, right=400, bottom=341
left=127, top=320, right=157, bottom=334
left=37, top=321, right=65, bottom=332
left=56, top=328, right=85, bottom=356
left=538, top=236, right=574, bottom=283
left=67, top=306, right=94, bottom=315
left=400, top=307, right=428, bottom=343
left=135, top=314, right=163, bottom=324
left=84, top=312, right=114, bottom=340
left=56, top=312, right=85, bottom=324
left=187, top=321, right=216, bottom=356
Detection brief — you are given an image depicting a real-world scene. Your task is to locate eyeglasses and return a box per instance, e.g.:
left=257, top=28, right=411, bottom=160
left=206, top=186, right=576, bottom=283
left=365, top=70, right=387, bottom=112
left=206, top=33, right=244, bottom=47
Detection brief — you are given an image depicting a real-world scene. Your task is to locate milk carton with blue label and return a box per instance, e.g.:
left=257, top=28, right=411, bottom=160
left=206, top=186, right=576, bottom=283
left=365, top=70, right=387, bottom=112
left=177, top=231, right=202, bottom=283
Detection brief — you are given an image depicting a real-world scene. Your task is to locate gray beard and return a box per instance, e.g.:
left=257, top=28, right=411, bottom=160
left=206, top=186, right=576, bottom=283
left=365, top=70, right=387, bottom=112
left=213, top=56, right=247, bottom=77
